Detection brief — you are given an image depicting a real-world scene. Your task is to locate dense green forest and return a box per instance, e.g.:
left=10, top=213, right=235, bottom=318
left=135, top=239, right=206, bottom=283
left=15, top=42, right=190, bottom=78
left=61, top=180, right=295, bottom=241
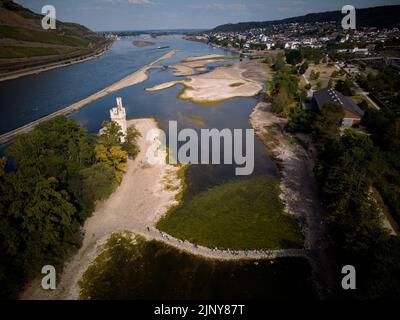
left=0, top=116, right=139, bottom=299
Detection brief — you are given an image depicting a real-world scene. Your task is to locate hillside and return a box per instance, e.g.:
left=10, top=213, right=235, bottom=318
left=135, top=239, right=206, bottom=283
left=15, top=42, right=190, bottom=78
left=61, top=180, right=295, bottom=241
left=0, top=0, right=109, bottom=75
left=212, top=5, right=400, bottom=32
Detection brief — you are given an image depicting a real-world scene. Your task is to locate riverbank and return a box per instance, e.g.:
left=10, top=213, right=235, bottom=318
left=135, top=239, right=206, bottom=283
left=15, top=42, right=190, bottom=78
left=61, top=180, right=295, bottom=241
left=0, top=49, right=177, bottom=145
left=0, top=41, right=113, bottom=82
left=249, top=101, right=336, bottom=298
left=20, top=118, right=182, bottom=300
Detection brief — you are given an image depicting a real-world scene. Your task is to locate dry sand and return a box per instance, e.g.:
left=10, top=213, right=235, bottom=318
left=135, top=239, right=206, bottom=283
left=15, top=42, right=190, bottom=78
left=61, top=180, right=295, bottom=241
left=20, top=118, right=182, bottom=300
left=147, top=58, right=265, bottom=103
left=170, top=54, right=232, bottom=76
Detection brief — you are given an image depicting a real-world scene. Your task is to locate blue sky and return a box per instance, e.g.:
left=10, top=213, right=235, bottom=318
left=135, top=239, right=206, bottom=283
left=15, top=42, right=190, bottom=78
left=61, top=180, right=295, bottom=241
left=16, top=0, right=400, bottom=31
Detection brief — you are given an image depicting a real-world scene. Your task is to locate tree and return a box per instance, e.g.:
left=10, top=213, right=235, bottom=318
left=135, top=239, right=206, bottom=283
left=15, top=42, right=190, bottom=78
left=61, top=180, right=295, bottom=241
left=286, top=49, right=302, bottom=65
left=287, top=109, right=317, bottom=133
left=80, top=163, right=118, bottom=206
left=310, top=70, right=320, bottom=80
left=99, top=120, right=124, bottom=148
left=313, top=102, right=344, bottom=149
left=272, top=87, right=293, bottom=116
left=95, top=145, right=128, bottom=184
left=335, top=78, right=354, bottom=96
left=122, top=126, right=141, bottom=158
left=299, top=61, right=309, bottom=75
left=0, top=175, right=79, bottom=277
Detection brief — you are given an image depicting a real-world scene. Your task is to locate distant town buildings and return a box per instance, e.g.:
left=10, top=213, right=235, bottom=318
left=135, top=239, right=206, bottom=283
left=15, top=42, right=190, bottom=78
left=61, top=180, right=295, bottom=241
left=194, top=21, right=399, bottom=56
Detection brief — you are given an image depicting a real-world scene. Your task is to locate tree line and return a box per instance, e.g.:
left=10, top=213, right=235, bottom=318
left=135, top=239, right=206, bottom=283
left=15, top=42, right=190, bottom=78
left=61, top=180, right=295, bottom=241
left=269, top=49, right=400, bottom=298
left=0, top=116, right=140, bottom=298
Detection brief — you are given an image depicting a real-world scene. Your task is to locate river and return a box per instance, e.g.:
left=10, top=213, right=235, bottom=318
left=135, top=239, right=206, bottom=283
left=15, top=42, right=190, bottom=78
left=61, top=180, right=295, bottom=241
left=1, top=35, right=277, bottom=194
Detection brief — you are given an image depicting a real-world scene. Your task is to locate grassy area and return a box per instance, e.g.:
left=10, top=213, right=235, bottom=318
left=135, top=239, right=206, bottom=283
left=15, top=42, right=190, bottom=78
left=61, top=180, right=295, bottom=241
left=229, top=82, right=244, bottom=87
left=79, top=232, right=315, bottom=300
left=157, top=176, right=304, bottom=250
left=304, top=63, right=344, bottom=90
left=0, top=46, right=58, bottom=58
left=0, top=25, right=89, bottom=47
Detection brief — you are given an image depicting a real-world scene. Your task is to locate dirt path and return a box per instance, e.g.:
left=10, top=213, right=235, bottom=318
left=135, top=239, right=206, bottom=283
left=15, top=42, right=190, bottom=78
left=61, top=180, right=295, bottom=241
left=250, top=102, right=336, bottom=298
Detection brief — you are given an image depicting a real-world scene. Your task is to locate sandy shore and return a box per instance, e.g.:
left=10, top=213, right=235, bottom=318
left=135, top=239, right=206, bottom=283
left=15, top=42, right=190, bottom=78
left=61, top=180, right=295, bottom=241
left=20, top=118, right=182, bottom=300
left=0, top=50, right=177, bottom=145
left=147, top=59, right=265, bottom=103
left=249, top=101, right=336, bottom=297
left=132, top=41, right=156, bottom=47
left=170, top=54, right=232, bottom=76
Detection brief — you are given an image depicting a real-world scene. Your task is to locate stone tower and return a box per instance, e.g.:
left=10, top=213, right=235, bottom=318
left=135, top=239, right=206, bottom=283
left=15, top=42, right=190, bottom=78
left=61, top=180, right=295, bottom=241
left=110, top=97, right=127, bottom=143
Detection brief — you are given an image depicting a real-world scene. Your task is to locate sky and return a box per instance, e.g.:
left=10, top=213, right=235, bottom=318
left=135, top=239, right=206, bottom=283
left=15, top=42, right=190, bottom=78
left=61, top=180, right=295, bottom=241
left=16, top=0, right=400, bottom=31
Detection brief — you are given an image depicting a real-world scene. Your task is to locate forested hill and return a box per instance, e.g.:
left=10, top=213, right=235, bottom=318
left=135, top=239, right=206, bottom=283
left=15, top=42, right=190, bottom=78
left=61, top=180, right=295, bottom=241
left=0, top=0, right=108, bottom=73
left=212, top=5, right=400, bottom=32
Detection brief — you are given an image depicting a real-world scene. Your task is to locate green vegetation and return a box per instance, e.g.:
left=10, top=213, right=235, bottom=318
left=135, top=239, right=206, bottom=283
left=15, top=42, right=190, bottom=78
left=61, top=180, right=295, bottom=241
left=298, top=61, right=309, bottom=75
left=0, top=46, right=58, bottom=58
left=157, top=177, right=304, bottom=250
left=335, top=78, right=354, bottom=96
left=272, top=50, right=400, bottom=297
left=300, top=47, right=325, bottom=64
left=0, top=116, right=139, bottom=299
left=357, top=65, right=400, bottom=227
left=285, top=49, right=302, bottom=65
left=79, top=232, right=315, bottom=300
left=270, top=54, right=303, bottom=117
left=309, top=70, right=320, bottom=80
left=0, top=25, right=90, bottom=47
left=286, top=88, right=400, bottom=298
left=315, top=128, right=400, bottom=299
left=229, top=82, right=244, bottom=87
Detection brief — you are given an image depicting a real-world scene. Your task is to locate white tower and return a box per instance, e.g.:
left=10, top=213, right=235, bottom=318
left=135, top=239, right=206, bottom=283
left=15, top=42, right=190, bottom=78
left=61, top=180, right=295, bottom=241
left=110, top=97, right=127, bottom=143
